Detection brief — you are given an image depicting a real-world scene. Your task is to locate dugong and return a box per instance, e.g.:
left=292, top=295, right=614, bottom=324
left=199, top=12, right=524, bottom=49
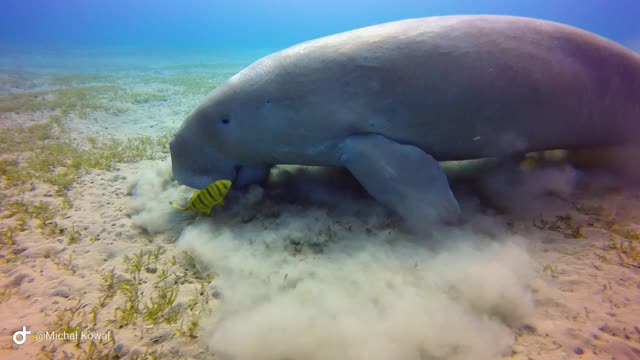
left=170, top=15, right=640, bottom=229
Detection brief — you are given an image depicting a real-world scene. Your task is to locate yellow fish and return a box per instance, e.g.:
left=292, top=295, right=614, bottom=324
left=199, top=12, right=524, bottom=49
left=172, top=180, right=232, bottom=215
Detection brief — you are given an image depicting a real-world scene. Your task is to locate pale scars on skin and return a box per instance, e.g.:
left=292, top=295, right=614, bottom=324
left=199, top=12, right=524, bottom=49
left=170, top=15, right=640, bottom=230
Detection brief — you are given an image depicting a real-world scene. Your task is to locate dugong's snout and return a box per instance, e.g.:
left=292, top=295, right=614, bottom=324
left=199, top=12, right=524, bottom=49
left=169, top=135, right=271, bottom=189
left=169, top=134, right=237, bottom=190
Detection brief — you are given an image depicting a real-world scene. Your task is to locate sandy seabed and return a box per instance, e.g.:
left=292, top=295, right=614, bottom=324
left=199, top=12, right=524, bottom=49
left=0, top=52, right=639, bottom=360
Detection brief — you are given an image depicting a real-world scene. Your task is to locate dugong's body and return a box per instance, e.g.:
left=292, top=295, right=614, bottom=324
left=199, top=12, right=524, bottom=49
left=170, top=15, right=640, bottom=229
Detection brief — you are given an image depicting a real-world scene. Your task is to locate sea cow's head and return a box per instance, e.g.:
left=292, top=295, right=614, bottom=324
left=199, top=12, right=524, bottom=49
left=170, top=62, right=278, bottom=189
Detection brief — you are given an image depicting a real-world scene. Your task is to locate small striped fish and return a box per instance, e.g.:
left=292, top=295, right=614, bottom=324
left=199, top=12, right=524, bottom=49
left=172, top=180, right=232, bottom=215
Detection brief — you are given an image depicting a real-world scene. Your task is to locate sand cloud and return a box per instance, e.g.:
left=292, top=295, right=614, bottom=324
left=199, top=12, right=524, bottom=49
left=126, top=159, right=192, bottom=235
left=161, top=164, right=538, bottom=360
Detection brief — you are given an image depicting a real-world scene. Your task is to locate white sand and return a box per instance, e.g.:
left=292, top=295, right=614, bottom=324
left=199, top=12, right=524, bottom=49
left=1, top=57, right=639, bottom=359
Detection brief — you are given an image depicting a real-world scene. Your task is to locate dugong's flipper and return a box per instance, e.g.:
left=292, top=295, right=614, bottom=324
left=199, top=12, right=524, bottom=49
left=339, top=134, right=461, bottom=231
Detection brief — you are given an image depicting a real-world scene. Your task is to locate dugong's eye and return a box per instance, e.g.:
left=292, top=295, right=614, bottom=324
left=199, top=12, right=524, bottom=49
left=221, top=118, right=230, bottom=125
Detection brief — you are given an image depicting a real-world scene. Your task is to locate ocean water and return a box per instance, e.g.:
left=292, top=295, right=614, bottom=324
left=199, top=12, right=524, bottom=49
left=2, top=0, right=640, bottom=49
left=1, top=1, right=640, bottom=360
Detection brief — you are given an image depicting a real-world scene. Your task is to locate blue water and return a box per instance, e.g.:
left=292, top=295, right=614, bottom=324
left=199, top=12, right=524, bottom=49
left=1, top=0, right=639, bottom=51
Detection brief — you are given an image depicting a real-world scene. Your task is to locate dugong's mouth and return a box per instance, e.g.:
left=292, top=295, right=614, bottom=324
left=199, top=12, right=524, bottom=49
left=234, top=164, right=271, bottom=187
left=172, top=163, right=270, bottom=190
left=170, top=136, right=270, bottom=190
left=169, top=136, right=237, bottom=190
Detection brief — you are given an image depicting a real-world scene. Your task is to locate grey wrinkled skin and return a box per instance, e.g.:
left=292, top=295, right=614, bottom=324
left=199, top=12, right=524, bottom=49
left=170, top=15, right=640, bottom=226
